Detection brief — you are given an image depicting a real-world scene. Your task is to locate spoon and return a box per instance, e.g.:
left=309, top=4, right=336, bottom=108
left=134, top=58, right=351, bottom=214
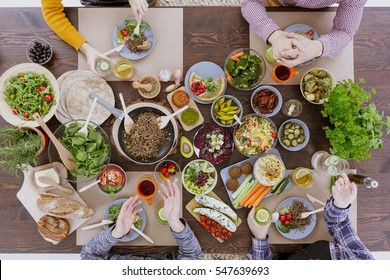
left=77, top=97, right=97, bottom=137
left=156, top=105, right=189, bottom=129
left=37, top=176, right=74, bottom=195
left=299, top=207, right=324, bottom=219
left=33, top=113, right=77, bottom=171
left=132, top=81, right=153, bottom=92
left=81, top=219, right=113, bottom=230
left=119, top=93, right=134, bottom=133
left=79, top=179, right=101, bottom=193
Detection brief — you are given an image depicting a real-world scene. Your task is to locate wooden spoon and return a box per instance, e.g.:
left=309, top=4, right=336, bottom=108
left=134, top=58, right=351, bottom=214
left=132, top=81, right=152, bottom=92
left=33, top=113, right=77, bottom=171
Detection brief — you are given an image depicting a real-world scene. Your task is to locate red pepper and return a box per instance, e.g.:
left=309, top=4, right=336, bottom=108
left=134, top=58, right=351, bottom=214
left=191, top=81, right=206, bottom=96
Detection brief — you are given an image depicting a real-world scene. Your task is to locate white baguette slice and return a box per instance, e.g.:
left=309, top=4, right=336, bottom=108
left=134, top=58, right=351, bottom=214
left=36, top=193, right=94, bottom=219
left=195, top=194, right=238, bottom=221
left=193, top=207, right=237, bottom=232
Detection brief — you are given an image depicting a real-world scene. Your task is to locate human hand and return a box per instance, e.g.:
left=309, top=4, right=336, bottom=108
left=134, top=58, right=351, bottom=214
left=332, top=173, right=357, bottom=209
left=158, top=180, right=184, bottom=233
left=79, top=42, right=110, bottom=77
left=247, top=207, right=279, bottom=240
left=128, top=0, right=149, bottom=21
left=277, top=32, right=323, bottom=67
left=111, top=196, right=142, bottom=239
left=268, top=30, right=302, bottom=60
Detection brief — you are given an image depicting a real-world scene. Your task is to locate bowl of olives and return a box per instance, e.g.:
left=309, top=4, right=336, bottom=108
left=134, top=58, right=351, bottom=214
left=26, top=39, right=53, bottom=65
left=278, top=119, right=310, bottom=151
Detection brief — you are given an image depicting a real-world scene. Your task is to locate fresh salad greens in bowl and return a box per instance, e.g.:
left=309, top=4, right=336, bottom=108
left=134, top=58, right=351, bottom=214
left=224, top=48, right=266, bottom=91
left=48, top=120, right=111, bottom=183
left=182, top=159, right=217, bottom=195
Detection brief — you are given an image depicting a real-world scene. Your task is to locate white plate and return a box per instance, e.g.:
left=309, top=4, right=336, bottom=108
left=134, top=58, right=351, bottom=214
left=103, top=198, right=146, bottom=242
left=0, top=63, right=60, bottom=127
left=220, top=148, right=290, bottom=209
left=112, top=18, right=155, bottom=60
left=275, top=197, right=317, bottom=240
left=184, top=61, right=226, bottom=104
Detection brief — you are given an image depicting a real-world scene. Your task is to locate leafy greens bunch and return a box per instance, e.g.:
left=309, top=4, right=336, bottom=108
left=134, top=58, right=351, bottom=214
left=321, top=79, right=390, bottom=161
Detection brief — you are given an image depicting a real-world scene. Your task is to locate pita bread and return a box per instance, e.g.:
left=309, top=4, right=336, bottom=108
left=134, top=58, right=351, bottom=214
left=55, top=71, right=78, bottom=124
left=62, top=71, right=114, bottom=125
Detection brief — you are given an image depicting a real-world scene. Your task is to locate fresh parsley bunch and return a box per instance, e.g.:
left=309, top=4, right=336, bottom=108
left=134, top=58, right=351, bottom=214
left=321, top=79, right=390, bottom=161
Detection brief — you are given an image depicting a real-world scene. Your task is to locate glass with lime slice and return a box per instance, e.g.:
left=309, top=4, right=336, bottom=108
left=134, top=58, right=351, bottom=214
left=113, top=59, right=134, bottom=80
left=254, top=206, right=271, bottom=225
left=265, top=47, right=276, bottom=63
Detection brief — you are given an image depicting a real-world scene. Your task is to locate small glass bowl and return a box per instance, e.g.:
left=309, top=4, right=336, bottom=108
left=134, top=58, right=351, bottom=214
left=154, top=159, right=181, bottom=186
left=224, top=48, right=266, bottom=91
left=26, top=39, right=53, bottom=65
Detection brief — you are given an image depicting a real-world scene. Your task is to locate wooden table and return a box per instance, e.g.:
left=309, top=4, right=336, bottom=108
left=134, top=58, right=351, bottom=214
left=0, top=7, right=389, bottom=255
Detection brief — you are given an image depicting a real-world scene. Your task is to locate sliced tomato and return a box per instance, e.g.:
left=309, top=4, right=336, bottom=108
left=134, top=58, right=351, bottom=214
left=219, top=234, right=226, bottom=240
left=221, top=228, right=228, bottom=234
left=215, top=231, right=220, bottom=238
left=206, top=219, right=211, bottom=225
left=200, top=215, right=207, bottom=222
left=12, top=108, right=19, bottom=114
left=227, top=231, right=233, bottom=238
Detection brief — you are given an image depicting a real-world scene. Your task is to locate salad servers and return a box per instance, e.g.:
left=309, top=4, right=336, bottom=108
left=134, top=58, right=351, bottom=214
left=299, top=207, right=324, bottom=219
left=156, top=105, right=189, bottom=130
left=81, top=219, right=113, bottom=230
left=131, top=224, right=154, bottom=244
left=119, top=93, right=134, bottom=133
left=37, top=176, right=74, bottom=195
left=77, top=97, right=97, bottom=137
left=33, top=113, right=77, bottom=171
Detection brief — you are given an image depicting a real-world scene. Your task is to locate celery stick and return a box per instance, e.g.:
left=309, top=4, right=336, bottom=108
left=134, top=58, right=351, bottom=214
left=231, top=174, right=253, bottom=199
left=233, top=179, right=256, bottom=206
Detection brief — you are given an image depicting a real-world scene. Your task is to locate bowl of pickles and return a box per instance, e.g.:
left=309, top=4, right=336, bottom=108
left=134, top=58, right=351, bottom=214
left=278, top=119, right=310, bottom=151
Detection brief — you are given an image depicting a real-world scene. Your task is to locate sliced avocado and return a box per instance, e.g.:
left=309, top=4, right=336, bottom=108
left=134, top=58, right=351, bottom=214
left=180, top=136, right=194, bottom=158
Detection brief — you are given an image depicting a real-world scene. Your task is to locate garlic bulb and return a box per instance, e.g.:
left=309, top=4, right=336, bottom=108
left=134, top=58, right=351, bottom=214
left=159, top=69, right=172, bottom=82
left=173, top=69, right=182, bottom=85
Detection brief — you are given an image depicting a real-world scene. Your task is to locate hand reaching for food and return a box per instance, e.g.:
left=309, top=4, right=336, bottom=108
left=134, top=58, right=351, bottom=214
left=158, top=180, right=184, bottom=233
left=128, top=0, right=149, bottom=22
left=248, top=207, right=279, bottom=240
left=332, top=173, right=357, bottom=209
left=277, top=32, right=323, bottom=67
left=111, top=196, right=142, bottom=239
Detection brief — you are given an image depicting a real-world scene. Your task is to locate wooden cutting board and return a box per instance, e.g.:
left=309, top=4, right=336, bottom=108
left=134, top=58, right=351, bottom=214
left=185, top=191, right=242, bottom=243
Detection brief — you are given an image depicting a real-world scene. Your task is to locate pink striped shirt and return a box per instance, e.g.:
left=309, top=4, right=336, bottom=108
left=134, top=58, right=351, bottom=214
left=241, top=0, right=367, bottom=57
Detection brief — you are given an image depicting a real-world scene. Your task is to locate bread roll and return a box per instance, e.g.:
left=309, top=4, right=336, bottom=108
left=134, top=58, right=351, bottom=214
left=36, top=193, right=94, bottom=219
left=37, top=215, right=70, bottom=245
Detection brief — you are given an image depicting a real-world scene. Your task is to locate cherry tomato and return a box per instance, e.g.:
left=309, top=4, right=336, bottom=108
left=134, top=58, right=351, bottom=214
left=19, top=76, right=25, bottom=81
left=219, top=234, right=226, bottom=240
left=211, top=221, right=217, bottom=227
left=264, top=145, right=269, bottom=150
left=221, top=228, right=228, bottom=234
left=39, top=85, right=47, bottom=91
left=283, top=220, right=290, bottom=226
left=214, top=231, right=220, bottom=238
left=216, top=223, right=223, bottom=229
left=210, top=227, right=216, bottom=234
left=227, top=231, right=233, bottom=238
left=44, top=94, right=53, bottom=103
left=200, top=216, right=207, bottom=222
left=200, top=221, right=206, bottom=229
left=204, top=225, right=210, bottom=231
left=279, top=214, right=286, bottom=222
left=12, top=108, right=19, bottom=114
left=23, top=112, right=30, bottom=119
left=271, top=131, right=277, bottom=138
left=206, top=219, right=211, bottom=225
left=286, top=213, right=292, bottom=221
left=121, top=29, right=129, bottom=37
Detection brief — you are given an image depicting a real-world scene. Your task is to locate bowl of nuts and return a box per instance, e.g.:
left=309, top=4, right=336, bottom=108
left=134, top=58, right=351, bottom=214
left=251, top=85, right=282, bottom=117
left=26, top=39, right=53, bottom=65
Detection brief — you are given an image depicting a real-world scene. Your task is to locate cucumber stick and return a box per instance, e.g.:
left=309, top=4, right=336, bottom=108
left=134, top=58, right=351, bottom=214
left=233, top=179, right=256, bottom=206
left=231, top=174, right=252, bottom=199
left=193, top=207, right=237, bottom=232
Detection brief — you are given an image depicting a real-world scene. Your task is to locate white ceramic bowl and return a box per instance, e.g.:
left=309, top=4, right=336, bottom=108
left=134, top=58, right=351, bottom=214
left=251, top=85, right=282, bottom=117
left=300, top=68, right=335, bottom=105
left=182, top=159, right=218, bottom=195
left=0, top=63, right=59, bottom=127
left=278, top=119, right=310, bottom=151
left=211, top=95, right=243, bottom=127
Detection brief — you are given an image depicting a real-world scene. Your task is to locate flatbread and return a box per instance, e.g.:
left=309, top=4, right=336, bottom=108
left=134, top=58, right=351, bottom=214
left=55, top=70, right=78, bottom=124
left=62, top=71, right=114, bottom=125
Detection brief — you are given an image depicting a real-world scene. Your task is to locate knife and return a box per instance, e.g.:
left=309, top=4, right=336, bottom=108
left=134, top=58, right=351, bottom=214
left=131, top=224, right=154, bottom=244
left=306, top=194, right=326, bottom=206
left=81, top=220, right=113, bottom=230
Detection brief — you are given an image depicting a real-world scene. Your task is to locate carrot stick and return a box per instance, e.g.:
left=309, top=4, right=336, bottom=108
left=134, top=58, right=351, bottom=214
left=250, top=187, right=272, bottom=208
left=230, top=56, right=240, bottom=62
left=239, top=184, right=261, bottom=206
left=225, top=70, right=233, bottom=83
left=231, top=51, right=244, bottom=60
left=244, top=185, right=266, bottom=207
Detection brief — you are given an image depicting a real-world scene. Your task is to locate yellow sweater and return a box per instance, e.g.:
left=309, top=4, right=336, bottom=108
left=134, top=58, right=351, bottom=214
left=41, top=0, right=86, bottom=50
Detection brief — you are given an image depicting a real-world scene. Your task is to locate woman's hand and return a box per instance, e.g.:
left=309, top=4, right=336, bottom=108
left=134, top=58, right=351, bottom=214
left=128, top=0, right=149, bottom=21
left=332, top=173, right=357, bottom=209
left=158, top=180, right=184, bottom=233
left=111, top=196, right=142, bottom=239
left=79, top=42, right=110, bottom=77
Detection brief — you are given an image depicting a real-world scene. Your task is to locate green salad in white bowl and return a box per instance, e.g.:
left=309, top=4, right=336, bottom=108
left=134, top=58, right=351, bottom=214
left=182, top=159, right=217, bottom=195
